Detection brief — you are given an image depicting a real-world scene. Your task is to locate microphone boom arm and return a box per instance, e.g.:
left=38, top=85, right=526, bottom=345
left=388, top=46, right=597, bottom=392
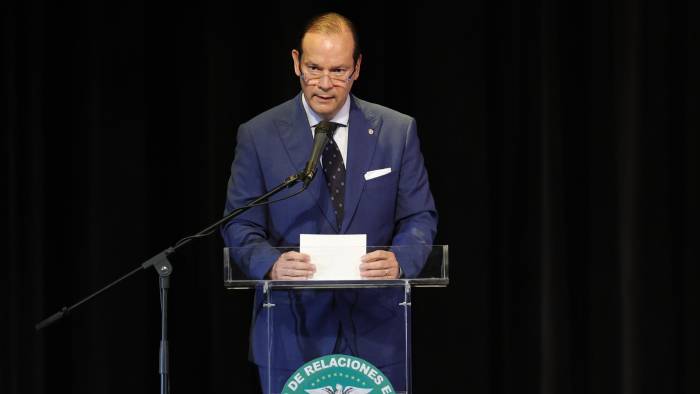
left=35, top=169, right=308, bottom=394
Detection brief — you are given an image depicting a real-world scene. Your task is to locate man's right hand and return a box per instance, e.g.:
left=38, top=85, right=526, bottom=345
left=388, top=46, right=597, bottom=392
left=268, top=251, right=315, bottom=280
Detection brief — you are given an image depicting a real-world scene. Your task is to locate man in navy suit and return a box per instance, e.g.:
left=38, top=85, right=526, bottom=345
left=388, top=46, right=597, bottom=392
left=222, top=12, right=437, bottom=393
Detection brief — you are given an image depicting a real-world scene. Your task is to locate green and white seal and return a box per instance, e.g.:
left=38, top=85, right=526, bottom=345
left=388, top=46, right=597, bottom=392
left=282, top=354, right=396, bottom=394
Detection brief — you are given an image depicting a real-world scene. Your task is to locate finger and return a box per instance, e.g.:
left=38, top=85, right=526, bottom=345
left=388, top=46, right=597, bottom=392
left=361, top=250, right=388, bottom=262
left=277, top=273, right=310, bottom=280
left=282, top=251, right=311, bottom=262
left=361, top=268, right=393, bottom=279
left=359, top=261, right=388, bottom=271
left=361, top=269, right=384, bottom=277
left=280, top=260, right=316, bottom=272
left=279, top=268, right=314, bottom=278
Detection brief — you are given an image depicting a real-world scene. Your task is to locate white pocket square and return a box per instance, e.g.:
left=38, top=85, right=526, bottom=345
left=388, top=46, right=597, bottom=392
left=364, top=167, right=392, bottom=181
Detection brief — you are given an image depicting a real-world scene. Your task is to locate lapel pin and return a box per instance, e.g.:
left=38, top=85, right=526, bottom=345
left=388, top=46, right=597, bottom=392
left=368, top=128, right=374, bottom=135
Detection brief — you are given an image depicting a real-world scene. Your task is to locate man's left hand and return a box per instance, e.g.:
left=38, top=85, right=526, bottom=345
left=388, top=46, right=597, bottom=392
left=360, top=250, right=400, bottom=279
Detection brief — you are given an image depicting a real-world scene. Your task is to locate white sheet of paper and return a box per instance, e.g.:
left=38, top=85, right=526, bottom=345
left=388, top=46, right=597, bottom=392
left=300, top=234, right=367, bottom=280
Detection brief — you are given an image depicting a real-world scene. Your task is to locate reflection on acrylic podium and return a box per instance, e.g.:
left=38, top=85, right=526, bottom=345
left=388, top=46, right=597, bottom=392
left=224, top=245, right=448, bottom=394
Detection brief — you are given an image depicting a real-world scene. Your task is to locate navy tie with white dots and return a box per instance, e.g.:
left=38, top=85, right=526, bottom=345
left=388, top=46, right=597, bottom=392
left=318, top=122, right=346, bottom=229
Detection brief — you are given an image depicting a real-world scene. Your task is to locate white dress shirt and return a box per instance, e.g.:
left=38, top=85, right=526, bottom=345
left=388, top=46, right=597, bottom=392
left=301, top=93, right=350, bottom=165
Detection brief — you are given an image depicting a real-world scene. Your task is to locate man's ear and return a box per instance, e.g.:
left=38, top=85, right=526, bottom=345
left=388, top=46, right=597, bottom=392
left=292, top=49, right=302, bottom=77
left=352, top=54, right=362, bottom=81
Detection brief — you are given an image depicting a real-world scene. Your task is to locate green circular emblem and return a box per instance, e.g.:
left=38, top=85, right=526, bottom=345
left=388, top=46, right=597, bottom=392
left=282, top=354, right=395, bottom=394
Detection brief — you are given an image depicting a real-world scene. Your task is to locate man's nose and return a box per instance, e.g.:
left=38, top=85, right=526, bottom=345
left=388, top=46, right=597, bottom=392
left=318, top=74, right=333, bottom=90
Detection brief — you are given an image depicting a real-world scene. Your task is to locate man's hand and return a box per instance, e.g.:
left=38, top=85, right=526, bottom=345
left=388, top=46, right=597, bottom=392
left=360, top=250, right=400, bottom=279
left=268, top=251, right=315, bottom=280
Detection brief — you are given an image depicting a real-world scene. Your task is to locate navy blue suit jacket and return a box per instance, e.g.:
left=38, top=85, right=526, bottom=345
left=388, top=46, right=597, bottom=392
left=222, top=93, right=437, bottom=369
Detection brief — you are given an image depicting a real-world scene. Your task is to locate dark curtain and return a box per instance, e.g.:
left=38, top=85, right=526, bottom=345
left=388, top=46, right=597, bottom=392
left=4, top=1, right=699, bottom=393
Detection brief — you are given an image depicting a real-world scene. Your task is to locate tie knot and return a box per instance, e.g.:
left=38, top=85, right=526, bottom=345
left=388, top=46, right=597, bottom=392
left=315, top=121, right=342, bottom=135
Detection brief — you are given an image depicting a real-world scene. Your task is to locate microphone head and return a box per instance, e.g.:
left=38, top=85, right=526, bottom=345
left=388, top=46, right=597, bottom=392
left=301, top=121, right=341, bottom=187
left=314, top=121, right=341, bottom=135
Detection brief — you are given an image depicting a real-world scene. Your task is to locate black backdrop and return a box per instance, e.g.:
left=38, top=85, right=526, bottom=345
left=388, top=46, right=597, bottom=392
left=4, top=1, right=699, bottom=393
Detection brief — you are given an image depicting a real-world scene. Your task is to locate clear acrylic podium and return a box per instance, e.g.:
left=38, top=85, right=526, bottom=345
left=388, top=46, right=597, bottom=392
left=224, top=245, right=448, bottom=394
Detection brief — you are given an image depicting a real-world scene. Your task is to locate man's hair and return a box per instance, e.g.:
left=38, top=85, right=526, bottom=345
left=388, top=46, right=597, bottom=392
left=297, top=12, right=361, bottom=63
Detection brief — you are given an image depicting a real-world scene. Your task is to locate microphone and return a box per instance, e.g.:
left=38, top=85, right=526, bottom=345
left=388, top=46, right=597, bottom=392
left=302, top=121, right=339, bottom=187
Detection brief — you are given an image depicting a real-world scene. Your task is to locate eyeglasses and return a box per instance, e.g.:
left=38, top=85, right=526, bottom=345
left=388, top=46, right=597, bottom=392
left=300, top=64, right=356, bottom=86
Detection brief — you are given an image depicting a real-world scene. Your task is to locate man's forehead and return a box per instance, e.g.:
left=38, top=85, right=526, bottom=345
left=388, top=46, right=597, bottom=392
left=301, top=31, right=355, bottom=55
left=301, top=56, right=353, bottom=67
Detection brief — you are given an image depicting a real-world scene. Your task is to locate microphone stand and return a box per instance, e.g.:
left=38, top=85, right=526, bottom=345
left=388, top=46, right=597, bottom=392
left=35, top=171, right=307, bottom=394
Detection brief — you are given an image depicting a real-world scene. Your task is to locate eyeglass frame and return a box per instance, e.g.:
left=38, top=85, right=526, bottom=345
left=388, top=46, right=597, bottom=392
left=299, top=61, right=358, bottom=86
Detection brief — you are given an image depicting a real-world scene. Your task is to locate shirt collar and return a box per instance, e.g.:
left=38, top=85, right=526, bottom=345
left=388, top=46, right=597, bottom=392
left=301, top=93, right=351, bottom=128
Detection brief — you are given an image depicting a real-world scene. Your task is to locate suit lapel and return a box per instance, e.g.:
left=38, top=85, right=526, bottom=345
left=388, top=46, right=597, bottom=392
left=276, top=94, right=338, bottom=232
left=342, top=97, right=381, bottom=233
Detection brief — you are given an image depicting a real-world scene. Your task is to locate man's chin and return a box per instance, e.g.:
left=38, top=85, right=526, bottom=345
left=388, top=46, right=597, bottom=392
left=310, top=103, right=336, bottom=117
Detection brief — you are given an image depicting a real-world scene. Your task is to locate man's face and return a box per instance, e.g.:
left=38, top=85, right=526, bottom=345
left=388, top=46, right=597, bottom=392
left=292, top=30, right=361, bottom=120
